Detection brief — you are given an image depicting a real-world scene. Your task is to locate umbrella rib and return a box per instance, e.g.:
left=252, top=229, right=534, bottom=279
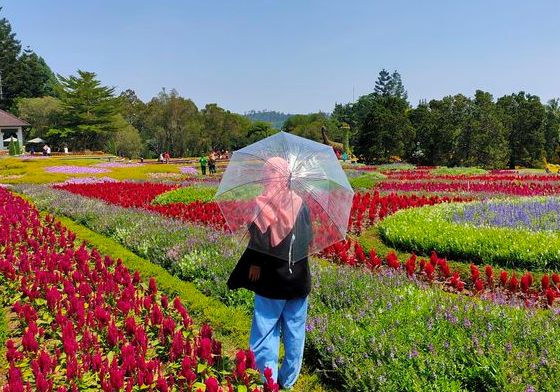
left=291, top=178, right=348, bottom=238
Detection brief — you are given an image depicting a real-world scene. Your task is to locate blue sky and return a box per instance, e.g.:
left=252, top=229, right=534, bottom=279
left=3, top=0, right=560, bottom=113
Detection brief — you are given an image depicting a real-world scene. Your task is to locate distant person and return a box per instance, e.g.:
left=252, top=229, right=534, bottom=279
left=42, top=145, right=47, bottom=156
left=208, top=152, right=217, bottom=175
left=341, top=151, right=348, bottom=163
left=45, top=145, right=51, bottom=156
left=64, top=146, right=69, bottom=154
left=199, top=154, right=208, bottom=175
left=159, top=153, right=164, bottom=163
left=30, top=146, right=35, bottom=155
left=164, top=151, right=170, bottom=164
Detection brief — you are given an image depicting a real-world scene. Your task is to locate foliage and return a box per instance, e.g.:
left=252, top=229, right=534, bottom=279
left=16, top=96, right=63, bottom=139
left=308, top=263, right=560, bottom=391
left=282, top=112, right=341, bottom=143
left=0, top=189, right=269, bottom=391
left=110, top=118, right=143, bottom=158
left=246, top=121, right=277, bottom=143
left=497, top=92, right=546, bottom=169
left=0, top=9, right=56, bottom=110
left=348, top=172, right=386, bottom=190
left=431, top=167, right=488, bottom=176
left=153, top=186, right=218, bottom=205
left=378, top=200, right=560, bottom=271
left=244, top=110, right=292, bottom=130
left=543, top=99, right=560, bottom=163
left=352, top=92, right=414, bottom=163
left=53, top=70, right=121, bottom=150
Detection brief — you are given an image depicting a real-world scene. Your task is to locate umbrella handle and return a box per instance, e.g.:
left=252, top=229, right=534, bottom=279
left=288, top=233, right=296, bottom=273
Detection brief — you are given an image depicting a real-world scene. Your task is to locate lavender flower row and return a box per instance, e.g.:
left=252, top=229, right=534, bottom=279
left=453, top=198, right=560, bottom=232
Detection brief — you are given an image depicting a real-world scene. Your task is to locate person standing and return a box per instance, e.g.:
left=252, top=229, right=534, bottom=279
left=164, top=151, right=170, bottom=164
left=227, top=157, right=312, bottom=390
left=199, top=154, right=208, bottom=175
left=208, top=152, right=217, bottom=175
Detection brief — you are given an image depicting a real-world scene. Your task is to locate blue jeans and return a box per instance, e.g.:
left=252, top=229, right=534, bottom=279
left=250, top=294, right=308, bottom=388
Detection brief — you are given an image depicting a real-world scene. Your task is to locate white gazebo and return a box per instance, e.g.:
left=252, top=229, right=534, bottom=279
left=0, top=109, right=29, bottom=150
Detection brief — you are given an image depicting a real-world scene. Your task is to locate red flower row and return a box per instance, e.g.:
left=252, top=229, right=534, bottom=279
left=320, top=239, right=558, bottom=308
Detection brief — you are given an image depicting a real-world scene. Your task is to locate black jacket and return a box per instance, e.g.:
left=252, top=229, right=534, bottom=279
left=227, top=204, right=312, bottom=300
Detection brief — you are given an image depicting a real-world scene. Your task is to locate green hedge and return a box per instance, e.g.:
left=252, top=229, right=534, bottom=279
left=378, top=202, right=560, bottom=271
left=349, top=172, right=386, bottom=190
left=152, top=185, right=217, bottom=205
left=431, top=167, right=488, bottom=176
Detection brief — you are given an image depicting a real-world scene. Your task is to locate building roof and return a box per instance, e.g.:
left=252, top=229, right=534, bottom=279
left=0, top=109, right=30, bottom=127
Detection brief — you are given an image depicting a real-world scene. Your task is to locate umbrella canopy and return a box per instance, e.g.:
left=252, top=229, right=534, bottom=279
left=3, top=136, right=18, bottom=143
left=26, top=137, right=45, bottom=144
left=215, top=131, right=354, bottom=262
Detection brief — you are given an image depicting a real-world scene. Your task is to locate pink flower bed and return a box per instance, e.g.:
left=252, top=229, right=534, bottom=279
left=44, top=166, right=111, bottom=174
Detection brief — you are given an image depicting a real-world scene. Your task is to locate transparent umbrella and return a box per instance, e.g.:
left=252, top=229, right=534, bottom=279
left=215, top=131, right=354, bottom=262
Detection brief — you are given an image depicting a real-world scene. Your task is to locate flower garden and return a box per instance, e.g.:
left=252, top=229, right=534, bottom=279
left=1, top=157, right=560, bottom=391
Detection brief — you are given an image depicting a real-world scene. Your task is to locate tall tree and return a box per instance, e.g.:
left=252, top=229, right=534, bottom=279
left=144, top=88, right=201, bottom=157
left=0, top=10, right=57, bottom=110
left=373, top=69, right=392, bottom=97
left=0, top=10, right=22, bottom=110
left=16, top=96, right=63, bottom=139
left=544, top=99, right=560, bottom=163
left=353, top=94, right=414, bottom=163
left=14, top=48, right=57, bottom=98
left=459, top=91, right=509, bottom=168
left=53, top=70, right=120, bottom=150
left=282, top=112, right=338, bottom=142
left=387, top=70, right=408, bottom=100
left=497, top=92, right=546, bottom=168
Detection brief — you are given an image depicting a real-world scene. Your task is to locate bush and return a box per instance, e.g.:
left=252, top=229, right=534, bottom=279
left=432, top=166, right=488, bottom=176
left=153, top=185, right=218, bottom=205
left=378, top=199, right=560, bottom=271
left=349, top=172, right=386, bottom=190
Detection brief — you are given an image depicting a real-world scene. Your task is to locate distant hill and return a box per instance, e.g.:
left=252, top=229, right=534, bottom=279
left=244, top=110, right=294, bottom=130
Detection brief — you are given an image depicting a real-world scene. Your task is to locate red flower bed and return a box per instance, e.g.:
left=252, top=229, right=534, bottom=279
left=320, top=239, right=559, bottom=308
left=54, top=182, right=177, bottom=208
left=0, top=188, right=275, bottom=391
left=349, top=191, right=470, bottom=234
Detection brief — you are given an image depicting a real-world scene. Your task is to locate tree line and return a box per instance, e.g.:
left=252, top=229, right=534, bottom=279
left=3, top=8, right=559, bottom=167
left=329, top=69, right=560, bottom=168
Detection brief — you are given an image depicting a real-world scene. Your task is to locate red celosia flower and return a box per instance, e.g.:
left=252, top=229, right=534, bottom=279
left=205, top=377, right=220, bottom=392
left=520, top=273, right=531, bottom=294
left=499, top=271, right=508, bottom=287
left=470, top=264, right=480, bottom=283
left=474, top=279, right=484, bottom=292
left=542, top=274, right=550, bottom=291
left=546, top=288, right=556, bottom=306
left=508, top=274, right=519, bottom=292
left=485, top=265, right=494, bottom=286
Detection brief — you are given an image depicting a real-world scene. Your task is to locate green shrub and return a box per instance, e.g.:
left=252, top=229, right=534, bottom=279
left=432, top=167, right=488, bottom=176
left=378, top=201, right=560, bottom=271
left=349, top=172, right=386, bottom=190
left=152, top=185, right=217, bottom=205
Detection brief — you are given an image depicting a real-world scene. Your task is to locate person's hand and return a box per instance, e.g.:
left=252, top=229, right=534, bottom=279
left=248, top=265, right=261, bottom=282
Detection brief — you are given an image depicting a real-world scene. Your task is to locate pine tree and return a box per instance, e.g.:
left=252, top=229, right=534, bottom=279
left=373, top=69, right=392, bottom=96
left=55, top=70, right=120, bottom=150
left=0, top=10, right=22, bottom=110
